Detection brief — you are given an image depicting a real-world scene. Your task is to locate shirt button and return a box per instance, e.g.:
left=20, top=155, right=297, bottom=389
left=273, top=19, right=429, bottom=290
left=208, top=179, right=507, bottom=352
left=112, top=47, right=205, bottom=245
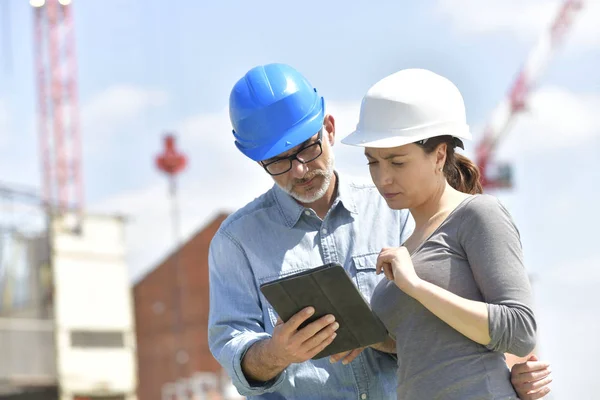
left=321, top=228, right=327, bottom=234
left=361, top=394, right=367, bottom=400
left=304, top=210, right=311, bottom=216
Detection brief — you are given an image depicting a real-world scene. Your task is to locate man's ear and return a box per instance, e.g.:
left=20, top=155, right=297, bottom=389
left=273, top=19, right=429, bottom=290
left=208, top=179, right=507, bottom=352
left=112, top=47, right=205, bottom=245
left=324, top=114, right=336, bottom=146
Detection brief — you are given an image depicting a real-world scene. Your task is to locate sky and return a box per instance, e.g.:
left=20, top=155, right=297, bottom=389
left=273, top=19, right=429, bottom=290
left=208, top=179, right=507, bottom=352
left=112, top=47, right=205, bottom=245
left=1, top=0, right=599, bottom=398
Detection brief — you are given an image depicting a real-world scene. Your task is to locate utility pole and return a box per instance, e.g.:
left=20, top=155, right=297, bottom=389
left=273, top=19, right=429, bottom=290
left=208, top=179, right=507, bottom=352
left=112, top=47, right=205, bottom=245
left=155, top=133, right=188, bottom=388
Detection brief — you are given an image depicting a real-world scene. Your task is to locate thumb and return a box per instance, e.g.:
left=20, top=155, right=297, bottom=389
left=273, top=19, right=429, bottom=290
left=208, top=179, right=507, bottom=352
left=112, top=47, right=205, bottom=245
left=527, top=354, right=539, bottom=361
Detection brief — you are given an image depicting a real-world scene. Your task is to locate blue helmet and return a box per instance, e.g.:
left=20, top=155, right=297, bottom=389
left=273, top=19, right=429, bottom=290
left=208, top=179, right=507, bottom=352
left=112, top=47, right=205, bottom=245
left=229, top=63, right=325, bottom=162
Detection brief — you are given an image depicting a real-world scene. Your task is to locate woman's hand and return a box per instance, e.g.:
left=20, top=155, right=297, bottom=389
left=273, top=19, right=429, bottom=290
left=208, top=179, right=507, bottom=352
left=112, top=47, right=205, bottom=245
left=376, top=247, right=422, bottom=296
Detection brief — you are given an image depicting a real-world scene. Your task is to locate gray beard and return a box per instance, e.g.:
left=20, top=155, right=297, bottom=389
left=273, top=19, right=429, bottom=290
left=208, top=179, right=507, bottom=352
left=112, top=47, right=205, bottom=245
left=279, top=154, right=335, bottom=204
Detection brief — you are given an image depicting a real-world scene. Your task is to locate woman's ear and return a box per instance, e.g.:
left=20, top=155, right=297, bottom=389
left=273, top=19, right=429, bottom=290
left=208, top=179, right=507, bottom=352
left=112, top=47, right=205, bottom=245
left=435, top=142, right=447, bottom=170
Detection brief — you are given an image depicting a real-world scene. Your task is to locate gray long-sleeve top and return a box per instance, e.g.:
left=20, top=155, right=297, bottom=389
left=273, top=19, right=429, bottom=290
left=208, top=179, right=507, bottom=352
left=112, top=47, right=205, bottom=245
left=371, top=194, right=537, bottom=400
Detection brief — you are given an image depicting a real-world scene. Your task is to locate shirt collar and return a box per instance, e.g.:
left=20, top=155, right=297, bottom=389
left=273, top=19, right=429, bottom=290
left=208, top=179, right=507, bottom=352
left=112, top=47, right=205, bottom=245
left=272, top=171, right=358, bottom=228
left=335, top=172, right=358, bottom=215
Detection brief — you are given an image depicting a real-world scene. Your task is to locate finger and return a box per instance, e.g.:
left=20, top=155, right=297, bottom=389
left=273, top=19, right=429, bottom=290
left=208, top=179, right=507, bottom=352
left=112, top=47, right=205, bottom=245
left=376, top=249, right=392, bottom=273
left=376, top=253, right=385, bottom=275
left=301, top=321, right=339, bottom=351
left=307, top=331, right=336, bottom=358
left=528, top=354, right=539, bottom=362
left=519, top=375, right=553, bottom=393
left=512, top=360, right=551, bottom=375
left=511, top=367, right=551, bottom=384
left=329, top=350, right=351, bottom=364
left=522, top=386, right=551, bottom=400
left=282, top=307, right=315, bottom=334
left=342, top=347, right=365, bottom=365
left=294, top=314, right=337, bottom=344
left=512, top=366, right=550, bottom=385
left=275, top=316, right=284, bottom=326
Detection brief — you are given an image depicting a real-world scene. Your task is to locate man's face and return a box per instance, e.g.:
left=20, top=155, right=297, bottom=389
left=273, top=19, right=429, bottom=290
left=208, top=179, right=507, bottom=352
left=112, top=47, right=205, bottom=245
left=261, top=116, right=336, bottom=204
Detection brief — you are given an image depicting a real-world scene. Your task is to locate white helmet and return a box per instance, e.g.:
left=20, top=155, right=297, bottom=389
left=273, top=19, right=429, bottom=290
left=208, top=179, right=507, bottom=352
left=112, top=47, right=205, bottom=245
left=342, top=68, right=472, bottom=148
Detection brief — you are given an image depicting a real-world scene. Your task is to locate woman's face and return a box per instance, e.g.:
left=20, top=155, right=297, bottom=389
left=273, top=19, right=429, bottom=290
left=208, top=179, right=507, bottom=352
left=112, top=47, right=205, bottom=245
left=365, top=142, right=445, bottom=210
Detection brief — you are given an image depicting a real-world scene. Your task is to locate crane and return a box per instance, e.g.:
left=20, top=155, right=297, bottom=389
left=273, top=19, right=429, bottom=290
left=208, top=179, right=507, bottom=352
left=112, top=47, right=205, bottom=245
left=30, top=0, right=84, bottom=231
left=476, top=0, right=584, bottom=190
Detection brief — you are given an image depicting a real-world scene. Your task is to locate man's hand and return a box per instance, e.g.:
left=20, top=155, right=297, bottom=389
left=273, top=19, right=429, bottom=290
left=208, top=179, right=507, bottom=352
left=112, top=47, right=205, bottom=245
left=511, top=354, right=552, bottom=400
left=371, top=335, right=396, bottom=354
left=328, top=347, right=365, bottom=365
left=241, top=307, right=339, bottom=383
left=268, top=307, right=339, bottom=366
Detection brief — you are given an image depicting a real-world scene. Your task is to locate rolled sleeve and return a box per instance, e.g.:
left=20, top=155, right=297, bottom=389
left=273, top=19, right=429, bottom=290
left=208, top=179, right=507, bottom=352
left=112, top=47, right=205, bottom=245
left=459, top=196, right=537, bottom=357
left=486, top=302, right=536, bottom=356
left=208, top=230, right=287, bottom=396
left=230, top=334, right=287, bottom=394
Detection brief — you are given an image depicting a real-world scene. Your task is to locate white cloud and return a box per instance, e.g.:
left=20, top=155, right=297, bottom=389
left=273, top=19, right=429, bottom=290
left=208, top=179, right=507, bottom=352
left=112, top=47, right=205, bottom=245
left=81, top=85, right=168, bottom=141
left=90, top=100, right=364, bottom=280
left=434, top=0, right=600, bottom=51
left=494, top=86, right=600, bottom=156
left=435, top=0, right=557, bottom=37
left=482, top=86, right=600, bottom=158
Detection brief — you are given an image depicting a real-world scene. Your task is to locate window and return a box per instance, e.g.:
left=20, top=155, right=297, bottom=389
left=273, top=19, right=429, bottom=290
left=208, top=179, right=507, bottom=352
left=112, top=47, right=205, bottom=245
left=70, top=330, right=125, bottom=348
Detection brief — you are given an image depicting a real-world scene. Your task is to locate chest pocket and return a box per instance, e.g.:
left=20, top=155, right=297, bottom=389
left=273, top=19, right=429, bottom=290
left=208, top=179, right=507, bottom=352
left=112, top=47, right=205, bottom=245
left=352, top=252, right=383, bottom=303
left=257, top=269, right=305, bottom=330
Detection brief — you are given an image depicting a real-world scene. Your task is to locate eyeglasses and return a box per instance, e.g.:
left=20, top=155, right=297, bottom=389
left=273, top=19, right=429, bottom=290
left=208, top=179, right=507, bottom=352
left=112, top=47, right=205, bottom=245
left=261, top=130, right=324, bottom=176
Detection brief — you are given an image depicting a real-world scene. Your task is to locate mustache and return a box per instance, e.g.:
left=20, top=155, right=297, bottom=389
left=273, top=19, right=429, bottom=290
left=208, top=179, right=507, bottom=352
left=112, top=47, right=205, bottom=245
left=293, top=170, right=325, bottom=185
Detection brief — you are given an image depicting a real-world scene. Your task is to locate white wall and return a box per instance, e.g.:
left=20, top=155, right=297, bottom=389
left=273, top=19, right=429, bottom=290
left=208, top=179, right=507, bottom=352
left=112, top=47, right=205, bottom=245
left=51, top=213, right=138, bottom=400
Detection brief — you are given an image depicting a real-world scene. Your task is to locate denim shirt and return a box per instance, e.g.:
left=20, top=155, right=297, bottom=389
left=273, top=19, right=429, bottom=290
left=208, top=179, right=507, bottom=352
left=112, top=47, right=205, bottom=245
left=208, top=173, right=414, bottom=400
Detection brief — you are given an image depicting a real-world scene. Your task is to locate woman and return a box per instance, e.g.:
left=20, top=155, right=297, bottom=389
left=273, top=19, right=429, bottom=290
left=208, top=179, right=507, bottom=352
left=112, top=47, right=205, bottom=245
left=341, top=69, right=537, bottom=399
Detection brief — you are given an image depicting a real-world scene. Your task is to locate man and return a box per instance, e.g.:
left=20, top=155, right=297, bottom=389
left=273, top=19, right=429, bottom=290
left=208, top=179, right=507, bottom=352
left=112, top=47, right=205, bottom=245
left=208, top=63, right=552, bottom=399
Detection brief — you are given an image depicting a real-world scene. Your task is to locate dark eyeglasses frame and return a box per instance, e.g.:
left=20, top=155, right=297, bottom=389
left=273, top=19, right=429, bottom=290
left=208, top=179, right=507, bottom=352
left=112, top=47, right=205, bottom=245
left=261, top=130, right=324, bottom=176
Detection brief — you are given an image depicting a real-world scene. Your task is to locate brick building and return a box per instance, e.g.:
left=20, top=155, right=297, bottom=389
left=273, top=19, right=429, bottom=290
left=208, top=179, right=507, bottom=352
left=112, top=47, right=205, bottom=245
left=133, top=212, right=243, bottom=400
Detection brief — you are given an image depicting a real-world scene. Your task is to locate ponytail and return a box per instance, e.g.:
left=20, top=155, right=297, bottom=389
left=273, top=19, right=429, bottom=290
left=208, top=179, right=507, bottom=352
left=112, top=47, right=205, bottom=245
left=418, top=135, right=483, bottom=195
left=444, top=152, right=483, bottom=194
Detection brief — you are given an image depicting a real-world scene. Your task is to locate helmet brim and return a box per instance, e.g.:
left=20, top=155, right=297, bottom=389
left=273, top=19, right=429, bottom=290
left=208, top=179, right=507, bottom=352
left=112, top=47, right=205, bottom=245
left=341, top=121, right=471, bottom=148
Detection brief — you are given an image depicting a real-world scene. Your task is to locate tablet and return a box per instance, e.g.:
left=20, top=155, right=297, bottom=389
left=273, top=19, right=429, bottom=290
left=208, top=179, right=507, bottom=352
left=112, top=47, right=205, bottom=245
left=259, top=263, right=389, bottom=359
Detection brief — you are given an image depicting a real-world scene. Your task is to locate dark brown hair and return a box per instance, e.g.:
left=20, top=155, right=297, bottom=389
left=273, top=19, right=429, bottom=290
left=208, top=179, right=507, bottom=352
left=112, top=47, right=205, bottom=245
left=417, top=135, right=483, bottom=195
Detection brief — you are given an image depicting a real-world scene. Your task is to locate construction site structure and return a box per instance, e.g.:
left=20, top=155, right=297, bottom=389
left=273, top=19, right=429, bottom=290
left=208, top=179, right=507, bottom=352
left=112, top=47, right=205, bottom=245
left=0, top=187, right=138, bottom=400
left=1, top=0, right=139, bottom=398
left=476, top=0, right=584, bottom=190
